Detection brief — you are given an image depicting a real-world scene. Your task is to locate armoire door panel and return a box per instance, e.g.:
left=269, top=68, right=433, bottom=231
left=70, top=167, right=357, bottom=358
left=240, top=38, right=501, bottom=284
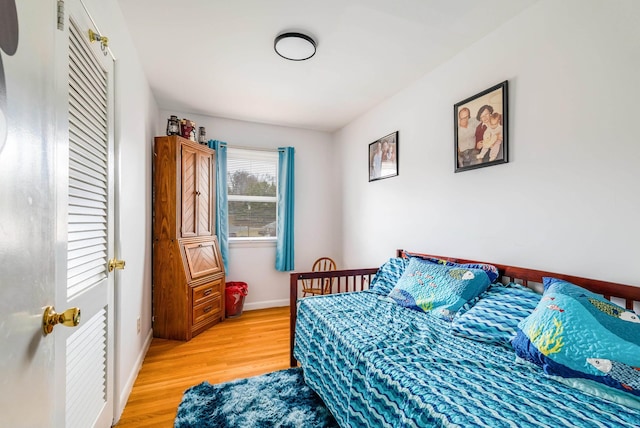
left=181, top=146, right=198, bottom=237
left=198, top=152, right=214, bottom=236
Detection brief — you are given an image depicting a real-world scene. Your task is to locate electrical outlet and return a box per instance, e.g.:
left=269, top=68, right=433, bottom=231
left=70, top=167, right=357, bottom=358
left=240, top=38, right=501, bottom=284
left=137, top=317, right=141, bottom=334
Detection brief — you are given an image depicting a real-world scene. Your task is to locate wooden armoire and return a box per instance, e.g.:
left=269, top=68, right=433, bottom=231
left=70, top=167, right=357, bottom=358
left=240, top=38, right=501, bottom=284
left=152, top=135, right=225, bottom=340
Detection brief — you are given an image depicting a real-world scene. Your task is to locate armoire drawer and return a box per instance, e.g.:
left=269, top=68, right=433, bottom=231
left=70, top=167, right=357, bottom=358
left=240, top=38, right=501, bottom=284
left=192, top=279, right=222, bottom=306
left=192, top=295, right=222, bottom=325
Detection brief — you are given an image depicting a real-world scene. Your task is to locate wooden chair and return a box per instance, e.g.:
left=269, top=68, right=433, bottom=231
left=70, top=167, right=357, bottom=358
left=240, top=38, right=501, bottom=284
left=302, top=257, right=337, bottom=296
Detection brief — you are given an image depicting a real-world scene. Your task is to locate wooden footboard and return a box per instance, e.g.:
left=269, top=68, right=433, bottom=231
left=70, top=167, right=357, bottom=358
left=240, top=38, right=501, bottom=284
left=289, top=267, right=378, bottom=366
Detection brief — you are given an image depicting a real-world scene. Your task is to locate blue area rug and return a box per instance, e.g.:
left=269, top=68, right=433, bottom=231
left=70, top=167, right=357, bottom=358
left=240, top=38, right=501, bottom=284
left=174, top=367, right=338, bottom=428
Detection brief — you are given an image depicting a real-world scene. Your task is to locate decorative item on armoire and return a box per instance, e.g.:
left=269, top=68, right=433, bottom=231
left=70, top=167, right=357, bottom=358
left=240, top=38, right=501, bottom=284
left=198, top=126, right=207, bottom=145
left=180, top=118, right=196, bottom=141
left=166, top=115, right=180, bottom=135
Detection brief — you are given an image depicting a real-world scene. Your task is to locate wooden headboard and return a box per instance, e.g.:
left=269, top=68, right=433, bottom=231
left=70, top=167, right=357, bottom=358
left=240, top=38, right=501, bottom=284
left=397, top=249, right=640, bottom=310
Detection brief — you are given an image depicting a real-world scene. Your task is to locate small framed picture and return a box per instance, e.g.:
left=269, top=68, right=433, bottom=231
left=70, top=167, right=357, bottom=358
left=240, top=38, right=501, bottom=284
left=454, top=81, right=508, bottom=173
left=369, top=131, right=398, bottom=182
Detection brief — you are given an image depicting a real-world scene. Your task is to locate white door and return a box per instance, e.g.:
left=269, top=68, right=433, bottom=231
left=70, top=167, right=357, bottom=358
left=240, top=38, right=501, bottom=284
left=0, top=1, right=115, bottom=427
left=0, top=1, right=58, bottom=426
left=54, top=0, right=116, bottom=427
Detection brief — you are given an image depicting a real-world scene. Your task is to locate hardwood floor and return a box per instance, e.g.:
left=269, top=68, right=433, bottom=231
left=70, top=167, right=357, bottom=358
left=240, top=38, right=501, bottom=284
left=115, top=306, right=291, bottom=427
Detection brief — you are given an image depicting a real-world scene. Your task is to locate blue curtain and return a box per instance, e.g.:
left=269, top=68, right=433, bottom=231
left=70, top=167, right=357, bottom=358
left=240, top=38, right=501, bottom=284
left=275, top=147, right=295, bottom=271
left=208, top=139, right=229, bottom=273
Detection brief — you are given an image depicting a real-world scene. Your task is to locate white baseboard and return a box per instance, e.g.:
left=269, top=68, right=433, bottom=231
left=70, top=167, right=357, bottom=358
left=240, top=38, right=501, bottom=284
left=243, top=299, right=289, bottom=311
left=113, top=329, right=153, bottom=424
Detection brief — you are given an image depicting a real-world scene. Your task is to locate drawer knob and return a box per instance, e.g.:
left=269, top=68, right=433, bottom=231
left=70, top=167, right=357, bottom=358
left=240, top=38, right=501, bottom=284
left=204, top=289, right=212, bottom=296
left=203, top=305, right=213, bottom=313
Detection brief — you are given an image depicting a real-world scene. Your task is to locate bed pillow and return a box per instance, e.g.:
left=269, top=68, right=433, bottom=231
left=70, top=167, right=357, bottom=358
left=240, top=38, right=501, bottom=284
left=405, top=251, right=500, bottom=283
left=512, top=277, right=640, bottom=398
left=388, top=257, right=490, bottom=319
left=367, top=257, right=409, bottom=295
left=451, top=283, right=540, bottom=346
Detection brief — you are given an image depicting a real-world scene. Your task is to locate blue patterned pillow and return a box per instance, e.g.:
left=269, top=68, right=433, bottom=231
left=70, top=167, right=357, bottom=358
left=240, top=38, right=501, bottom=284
left=388, top=257, right=490, bottom=319
left=513, top=277, right=640, bottom=398
left=451, top=283, right=540, bottom=347
left=405, top=252, right=500, bottom=283
left=367, top=257, right=409, bottom=295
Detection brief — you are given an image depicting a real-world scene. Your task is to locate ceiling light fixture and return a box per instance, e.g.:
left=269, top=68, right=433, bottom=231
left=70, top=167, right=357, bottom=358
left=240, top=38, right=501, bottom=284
left=274, top=32, right=316, bottom=61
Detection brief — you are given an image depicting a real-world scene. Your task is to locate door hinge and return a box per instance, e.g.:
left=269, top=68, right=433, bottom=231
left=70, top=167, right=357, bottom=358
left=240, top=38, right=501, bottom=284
left=57, top=0, right=65, bottom=31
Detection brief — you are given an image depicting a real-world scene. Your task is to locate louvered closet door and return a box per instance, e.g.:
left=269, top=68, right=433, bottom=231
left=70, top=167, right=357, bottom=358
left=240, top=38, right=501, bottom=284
left=55, top=1, right=115, bottom=427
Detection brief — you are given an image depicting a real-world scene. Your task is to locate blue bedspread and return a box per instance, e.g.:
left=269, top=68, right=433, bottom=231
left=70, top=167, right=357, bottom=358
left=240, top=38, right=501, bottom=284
left=294, top=291, right=640, bottom=427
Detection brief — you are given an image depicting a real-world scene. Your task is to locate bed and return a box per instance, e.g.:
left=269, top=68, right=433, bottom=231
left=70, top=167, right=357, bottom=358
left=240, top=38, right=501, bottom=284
left=289, top=250, right=640, bottom=427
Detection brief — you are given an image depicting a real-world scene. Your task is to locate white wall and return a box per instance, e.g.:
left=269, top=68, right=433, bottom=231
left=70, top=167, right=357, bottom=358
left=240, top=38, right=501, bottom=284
left=157, top=111, right=337, bottom=309
left=80, top=0, right=159, bottom=422
left=334, top=0, right=640, bottom=286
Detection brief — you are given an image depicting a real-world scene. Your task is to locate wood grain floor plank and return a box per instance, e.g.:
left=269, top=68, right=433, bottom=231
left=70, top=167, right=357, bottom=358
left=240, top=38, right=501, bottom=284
left=115, top=306, right=290, bottom=427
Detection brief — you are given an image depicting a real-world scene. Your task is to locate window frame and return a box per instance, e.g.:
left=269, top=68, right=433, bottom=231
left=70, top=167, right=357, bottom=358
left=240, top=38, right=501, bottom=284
left=226, top=147, right=278, bottom=243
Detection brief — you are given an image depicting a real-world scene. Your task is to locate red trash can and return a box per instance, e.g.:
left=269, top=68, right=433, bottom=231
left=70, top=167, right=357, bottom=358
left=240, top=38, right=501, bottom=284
left=225, top=282, right=248, bottom=318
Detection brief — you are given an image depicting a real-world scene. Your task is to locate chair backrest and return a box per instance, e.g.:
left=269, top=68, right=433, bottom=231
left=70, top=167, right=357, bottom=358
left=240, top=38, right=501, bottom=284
left=312, top=257, right=336, bottom=273
left=303, top=257, right=337, bottom=295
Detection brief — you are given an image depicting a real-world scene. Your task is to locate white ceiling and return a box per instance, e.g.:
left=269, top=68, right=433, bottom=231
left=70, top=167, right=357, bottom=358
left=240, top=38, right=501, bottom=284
left=118, top=0, right=538, bottom=132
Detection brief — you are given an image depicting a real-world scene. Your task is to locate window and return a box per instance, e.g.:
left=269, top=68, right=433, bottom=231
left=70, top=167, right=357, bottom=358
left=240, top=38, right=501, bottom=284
left=227, top=148, right=278, bottom=239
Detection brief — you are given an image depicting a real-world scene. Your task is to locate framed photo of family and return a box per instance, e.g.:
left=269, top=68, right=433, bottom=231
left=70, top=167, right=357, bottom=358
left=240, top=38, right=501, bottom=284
left=369, top=131, right=398, bottom=182
left=454, top=81, right=508, bottom=173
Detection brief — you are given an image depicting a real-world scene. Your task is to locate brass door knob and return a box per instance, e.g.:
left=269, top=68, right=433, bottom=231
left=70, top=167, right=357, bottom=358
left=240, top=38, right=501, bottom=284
left=42, top=306, right=81, bottom=335
left=108, top=258, right=126, bottom=272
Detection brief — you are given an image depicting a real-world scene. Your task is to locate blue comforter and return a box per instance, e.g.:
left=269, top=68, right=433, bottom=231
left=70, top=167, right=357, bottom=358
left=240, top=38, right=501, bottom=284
left=294, top=291, right=640, bottom=427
